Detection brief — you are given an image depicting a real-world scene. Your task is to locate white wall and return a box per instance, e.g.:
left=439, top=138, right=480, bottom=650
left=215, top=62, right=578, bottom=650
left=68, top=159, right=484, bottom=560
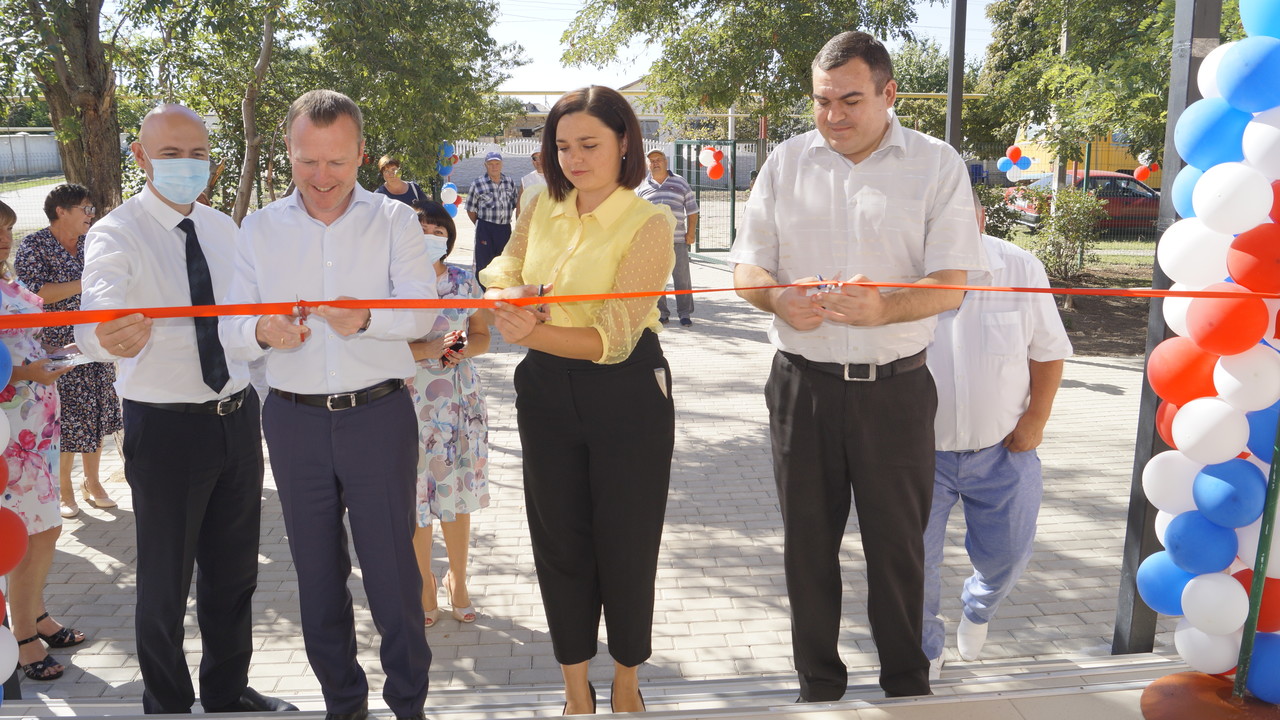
left=0, top=133, right=62, bottom=176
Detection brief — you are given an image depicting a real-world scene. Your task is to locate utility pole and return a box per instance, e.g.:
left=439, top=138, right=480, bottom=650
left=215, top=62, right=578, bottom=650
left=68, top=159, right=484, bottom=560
left=944, top=0, right=968, bottom=149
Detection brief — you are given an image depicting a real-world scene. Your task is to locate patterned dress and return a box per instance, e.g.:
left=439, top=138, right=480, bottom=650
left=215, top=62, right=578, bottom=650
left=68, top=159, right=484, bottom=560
left=15, top=228, right=122, bottom=453
left=406, top=264, right=490, bottom=526
left=0, top=276, right=61, bottom=535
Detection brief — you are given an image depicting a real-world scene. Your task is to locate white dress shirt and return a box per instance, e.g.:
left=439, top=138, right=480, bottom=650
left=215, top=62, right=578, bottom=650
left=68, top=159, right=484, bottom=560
left=928, top=234, right=1073, bottom=452
left=728, top=115, right=989, bottom=364
left=219, top=186, right=436, bottom=394
left=520, top=171, right=545, bottom=190
left=75, top=185, right=250, bottom=403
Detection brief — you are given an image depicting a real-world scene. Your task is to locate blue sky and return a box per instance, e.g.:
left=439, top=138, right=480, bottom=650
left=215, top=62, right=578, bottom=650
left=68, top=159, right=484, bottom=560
left=495, top=0, right=997, bottom=102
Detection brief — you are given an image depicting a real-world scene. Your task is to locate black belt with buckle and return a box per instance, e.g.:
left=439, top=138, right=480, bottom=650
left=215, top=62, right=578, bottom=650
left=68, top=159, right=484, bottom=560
left=271, top=379, right=404, bottom=411
left=132, top=387, right=250, bottom=416
left=783, top=349, right=927, bottom=382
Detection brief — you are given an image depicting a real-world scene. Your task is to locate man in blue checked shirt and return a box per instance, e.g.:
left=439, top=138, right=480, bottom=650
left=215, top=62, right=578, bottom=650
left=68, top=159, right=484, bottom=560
left=465, top=151, right=518, bottom=284
left=636, top=148, right=699, bottom=325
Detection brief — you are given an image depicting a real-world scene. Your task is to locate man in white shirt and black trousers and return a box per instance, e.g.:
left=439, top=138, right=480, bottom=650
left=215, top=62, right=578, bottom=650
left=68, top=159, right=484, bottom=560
left=220, top=90, right=436, bottom=720
left=730, top=32, right=988, bottom=700
left=77, top=104, right=296, bottom=715
left=921, top=190, right=1072, bottom=679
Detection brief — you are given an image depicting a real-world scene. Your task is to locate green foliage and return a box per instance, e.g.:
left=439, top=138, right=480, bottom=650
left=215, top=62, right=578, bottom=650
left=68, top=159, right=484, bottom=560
left=2, top=99, right=52, bottom=127
left=1030, top=185, right=1106, bottom=283
left=562, top=0, right=919, bottom=128
left=974, top=183, right=1019, bottom=241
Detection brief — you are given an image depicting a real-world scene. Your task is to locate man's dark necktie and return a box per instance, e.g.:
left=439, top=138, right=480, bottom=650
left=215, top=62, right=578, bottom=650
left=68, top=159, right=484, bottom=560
left=178, top=218, right=231, bottom=394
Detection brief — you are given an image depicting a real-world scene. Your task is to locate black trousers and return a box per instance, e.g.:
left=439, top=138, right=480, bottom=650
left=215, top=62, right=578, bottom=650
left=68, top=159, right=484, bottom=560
left=262, top=388, right=430, bottom=717
left=123, top=390, right=264, bottom=714
left=514, top=330, right=674, bottom=666
left=765, top=352, right=936, bottom=700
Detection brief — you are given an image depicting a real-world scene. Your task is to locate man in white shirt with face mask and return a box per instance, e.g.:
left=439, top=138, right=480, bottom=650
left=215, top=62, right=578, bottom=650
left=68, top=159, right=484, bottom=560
left=76, top=103, right=295, bottom=716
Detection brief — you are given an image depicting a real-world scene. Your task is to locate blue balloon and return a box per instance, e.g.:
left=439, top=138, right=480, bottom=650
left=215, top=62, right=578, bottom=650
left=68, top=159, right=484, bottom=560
left=1248, top=632, right=1280, bottom=703
left=440, top=142, right=455, bottom=157
left=1174, top=98, right=1252, bottom=169
left=442, top=182, right=457, bottom=192
left=1165, top=510, right=1239, bottom=574
left=0, top=347, right=11, bottom=388
left=1248, top=402, right=1280, bottom=463
left=997, top=157, right=1014, bottom=172
left=1218, top=36, right=1280, bottom=113
left=1015, top=156, right=1032, bottom=170
left=1193, top=458, right=1267, bottom=528
left=437, top=163, right=453, bottom=177
left=444, top=203, right=458, bottom=218
left=1170, top=165, right=1203, bottom=218
left=1242, top=0, right=1280, bottom=39
left=1136, top=551, right=1197, bottom=616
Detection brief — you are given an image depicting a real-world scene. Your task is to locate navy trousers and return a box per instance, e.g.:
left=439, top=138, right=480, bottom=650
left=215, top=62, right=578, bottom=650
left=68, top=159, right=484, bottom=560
left=473, top=219, right=512, bottom=285
left=262, top=388, right=430, bottom=716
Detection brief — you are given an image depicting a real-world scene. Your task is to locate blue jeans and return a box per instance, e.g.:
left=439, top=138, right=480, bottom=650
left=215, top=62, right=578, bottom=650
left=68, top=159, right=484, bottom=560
left=657, top=242, right=693, bottom=320
left=921, top=443, right=1042, bottom=661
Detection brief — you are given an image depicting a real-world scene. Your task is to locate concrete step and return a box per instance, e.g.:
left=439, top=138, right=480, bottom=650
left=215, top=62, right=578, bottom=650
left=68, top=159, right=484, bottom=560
left=3, top=652, right=1184, bottom=720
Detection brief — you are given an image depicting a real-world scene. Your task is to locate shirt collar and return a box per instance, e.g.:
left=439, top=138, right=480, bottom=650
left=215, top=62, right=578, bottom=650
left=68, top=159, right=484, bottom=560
left=284, top=182, right=374, bottom=219
left=548, top=186, right=634, bottom=230
left=138, top=183, right=192, bottom=232
left=805, top=111, right=907, bottom=162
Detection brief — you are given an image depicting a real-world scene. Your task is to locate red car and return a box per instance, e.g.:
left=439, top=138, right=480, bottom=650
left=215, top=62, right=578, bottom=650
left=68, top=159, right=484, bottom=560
left=1005, top=170, right=1160, bottom=231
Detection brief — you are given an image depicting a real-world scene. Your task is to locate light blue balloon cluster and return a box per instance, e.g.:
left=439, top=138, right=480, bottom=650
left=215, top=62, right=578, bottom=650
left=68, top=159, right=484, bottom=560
left=996, top=156, right=1032, bottom=172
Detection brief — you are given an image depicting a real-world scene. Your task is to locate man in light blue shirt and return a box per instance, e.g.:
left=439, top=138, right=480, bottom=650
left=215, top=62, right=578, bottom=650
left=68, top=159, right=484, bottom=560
left=637, top=149, right=699, bottom=325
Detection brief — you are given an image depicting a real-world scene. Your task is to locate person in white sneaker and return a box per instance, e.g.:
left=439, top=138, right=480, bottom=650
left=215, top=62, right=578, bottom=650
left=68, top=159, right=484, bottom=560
left=921, top=188, right=1072, bottom=680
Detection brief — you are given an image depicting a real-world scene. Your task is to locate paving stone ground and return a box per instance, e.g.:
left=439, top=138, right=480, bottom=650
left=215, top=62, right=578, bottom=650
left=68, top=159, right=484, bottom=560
left=8, top=223, right=1176, bottom=709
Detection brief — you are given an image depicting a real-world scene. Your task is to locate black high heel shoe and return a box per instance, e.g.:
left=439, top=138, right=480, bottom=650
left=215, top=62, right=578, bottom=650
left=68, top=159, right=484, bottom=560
left=561, top=681, right=596, bottom=715
left=610, top=683, right=645, bottom=713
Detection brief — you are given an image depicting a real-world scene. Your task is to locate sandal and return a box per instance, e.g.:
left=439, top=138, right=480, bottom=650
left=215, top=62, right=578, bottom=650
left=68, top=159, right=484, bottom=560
left=423, top=573, right=441, bottom=628
left=36, top=612, right=87, bottom=648
left=17, top=635, right=64, bottom=681
left=443, top=571, right=476, bottom=623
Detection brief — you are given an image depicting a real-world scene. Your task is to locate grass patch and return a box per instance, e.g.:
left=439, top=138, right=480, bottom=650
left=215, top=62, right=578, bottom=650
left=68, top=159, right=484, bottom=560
left=0, top=174, right=64, bottom=193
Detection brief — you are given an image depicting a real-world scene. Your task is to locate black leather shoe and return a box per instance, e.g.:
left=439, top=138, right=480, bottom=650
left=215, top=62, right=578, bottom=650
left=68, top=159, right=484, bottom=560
left=207, top=687, right=299, bottom=713
left=324, top=706, right=369, bottom=720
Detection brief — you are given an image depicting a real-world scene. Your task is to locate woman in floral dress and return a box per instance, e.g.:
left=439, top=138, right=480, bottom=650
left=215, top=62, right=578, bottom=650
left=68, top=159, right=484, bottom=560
left=16, top=183, right=122, bottom=518
left=0, top=200, right=85, bottom=681
left=406, top=200, right=491, bottom=627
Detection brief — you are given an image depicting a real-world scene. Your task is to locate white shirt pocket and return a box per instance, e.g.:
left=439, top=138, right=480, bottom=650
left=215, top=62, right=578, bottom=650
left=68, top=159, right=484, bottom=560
left=982, top=311, right=1027, bottom=357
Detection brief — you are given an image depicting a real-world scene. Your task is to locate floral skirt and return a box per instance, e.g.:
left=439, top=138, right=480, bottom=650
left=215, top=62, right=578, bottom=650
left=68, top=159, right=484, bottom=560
left=406, top=359, right=490, bottom=526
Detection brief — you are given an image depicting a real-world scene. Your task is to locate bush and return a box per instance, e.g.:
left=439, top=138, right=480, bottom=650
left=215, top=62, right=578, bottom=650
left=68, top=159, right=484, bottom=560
left=974, top=183, right=1021, bottom=240
left=1030, top=185, right=1107, bottom=284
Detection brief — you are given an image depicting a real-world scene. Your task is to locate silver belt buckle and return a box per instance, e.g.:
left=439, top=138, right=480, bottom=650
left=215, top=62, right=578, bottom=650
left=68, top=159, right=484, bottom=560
left=843, top=362, right=877, bottom=382
left=326, top=392, right=358, bottom=411
left=215, top=396, right=239, bottom=415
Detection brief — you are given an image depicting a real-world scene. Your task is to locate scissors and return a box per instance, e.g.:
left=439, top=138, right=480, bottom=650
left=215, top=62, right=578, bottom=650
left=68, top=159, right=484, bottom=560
left=295, top=296, right=310, bottom=326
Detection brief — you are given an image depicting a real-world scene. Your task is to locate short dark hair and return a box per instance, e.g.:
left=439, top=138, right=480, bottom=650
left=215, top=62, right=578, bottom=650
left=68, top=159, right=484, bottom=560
left=0, top=199, right=15, bottom=227
left=285, top=89, right=364, bottom=138
left=412, top=200, right=458, bottom=258
left=541, top=86, right=646, bottom=202
left=812, top=31, right=894, bottom=93
left=43, top=183, right=91, bottom=221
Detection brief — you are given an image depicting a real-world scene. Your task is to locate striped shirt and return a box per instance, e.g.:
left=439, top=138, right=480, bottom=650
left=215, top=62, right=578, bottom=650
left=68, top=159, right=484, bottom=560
left=465, top=173, right=518, bottom=224
left=637, top=172, right=699, bottom=238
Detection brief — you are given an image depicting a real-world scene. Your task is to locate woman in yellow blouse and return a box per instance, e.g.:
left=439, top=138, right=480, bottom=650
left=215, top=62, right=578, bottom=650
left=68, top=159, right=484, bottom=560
left=480, top=86, right=675, bottom=715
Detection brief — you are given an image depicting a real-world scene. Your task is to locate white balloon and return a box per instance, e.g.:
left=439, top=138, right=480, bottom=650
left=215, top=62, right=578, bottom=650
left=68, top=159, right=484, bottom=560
left=1172, top=397, right=1250, bottom=465
left=1237, top=509, right=1280, bottom=578
left=1142, top=450, right=1204, bottom=514
left=0, top=626, right=16, bottom=677
left=440, top=187, right=458, bottom=204
left=1155, top=509, right=1176, bottom=546
left=1192, top=162, right=1275, bottom=235
left=1156, top=219, right=1235, bottom=287
left=1244, top=107, right=1280, bottom=181
left=1164, top=283, right=1195, bottom=337
left=1182, top=572, right=1250, bottom=635
left=1228, top=557, right=1250, bottom=575
left=1006, top=166, right=1024, bottom=182
left=1174, top=618, right=1242, bottom=674
left=1198, top=41, right=1236, bottom=100
left=1216, top=344, right=1280, bottom=411
left=0, top=410, right=10, bottom=448
left=698, top=147, right=716, bottom=168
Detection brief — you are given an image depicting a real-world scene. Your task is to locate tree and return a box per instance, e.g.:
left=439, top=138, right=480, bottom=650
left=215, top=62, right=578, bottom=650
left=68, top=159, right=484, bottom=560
left=562, top=0, right=920, bottom=126
left=0, top=0, right=123, bottom=212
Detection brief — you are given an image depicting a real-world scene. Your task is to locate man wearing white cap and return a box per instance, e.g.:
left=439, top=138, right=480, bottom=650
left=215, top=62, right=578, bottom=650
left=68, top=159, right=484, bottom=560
left=637, top=148, right=699, bottom=326
left=465, top=151, right=518, bottom=282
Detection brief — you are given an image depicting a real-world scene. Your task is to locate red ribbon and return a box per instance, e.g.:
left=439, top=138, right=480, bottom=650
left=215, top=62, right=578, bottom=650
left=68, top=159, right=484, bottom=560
left=2, top=281, right=1274, bottom=331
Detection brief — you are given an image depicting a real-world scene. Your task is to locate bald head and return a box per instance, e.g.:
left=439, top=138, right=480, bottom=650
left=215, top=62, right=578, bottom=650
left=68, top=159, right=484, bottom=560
left=132, top=103, right=211, bottom=210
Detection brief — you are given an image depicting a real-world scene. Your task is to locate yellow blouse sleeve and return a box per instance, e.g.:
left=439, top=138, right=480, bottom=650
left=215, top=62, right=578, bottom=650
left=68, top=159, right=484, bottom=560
left=592, top=212, right=676, bottom=364
left=477, top=191, right=539, bottom=289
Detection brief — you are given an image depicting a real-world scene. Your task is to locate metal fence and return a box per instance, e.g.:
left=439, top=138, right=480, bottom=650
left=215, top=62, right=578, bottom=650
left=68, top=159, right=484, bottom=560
left=0, top=147, right=64, bottom=239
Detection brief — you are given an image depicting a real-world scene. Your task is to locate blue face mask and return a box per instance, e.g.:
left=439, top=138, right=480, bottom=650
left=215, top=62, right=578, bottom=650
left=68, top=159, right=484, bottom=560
left=143, top=149, right=210, bottom=205
left=424, top=235, right=449, bottom=263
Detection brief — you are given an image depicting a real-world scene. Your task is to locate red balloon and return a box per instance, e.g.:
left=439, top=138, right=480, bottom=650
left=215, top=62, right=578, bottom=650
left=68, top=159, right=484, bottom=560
left=0, top=587, right=5, bottom=624
left=1156, top=400, right=1179, bottom=449
left=1151, top=162, right=1161, bottom=172
left=1271, top=180, right=1280, bottom=224
left=0, top=506, right=28, bottom=576
left=1234, top=569, right=1280, bottom=633
left=453, top=195, right=463, bottom=206
left=451, top=154, right=460, bottom=163
left=1135, top=166, right=1151, bottom=182
left=1148, top=336, right=1220, bottom=406
left=1006, top=145, right=1022, bottom=162
left=1228, top=224, right=1280, bottom=294
left=712, top=149, right=724, bottom=162
left=708, top=163, right=725, bottom=180
left=1186, top=282, right=1270, bottom=356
